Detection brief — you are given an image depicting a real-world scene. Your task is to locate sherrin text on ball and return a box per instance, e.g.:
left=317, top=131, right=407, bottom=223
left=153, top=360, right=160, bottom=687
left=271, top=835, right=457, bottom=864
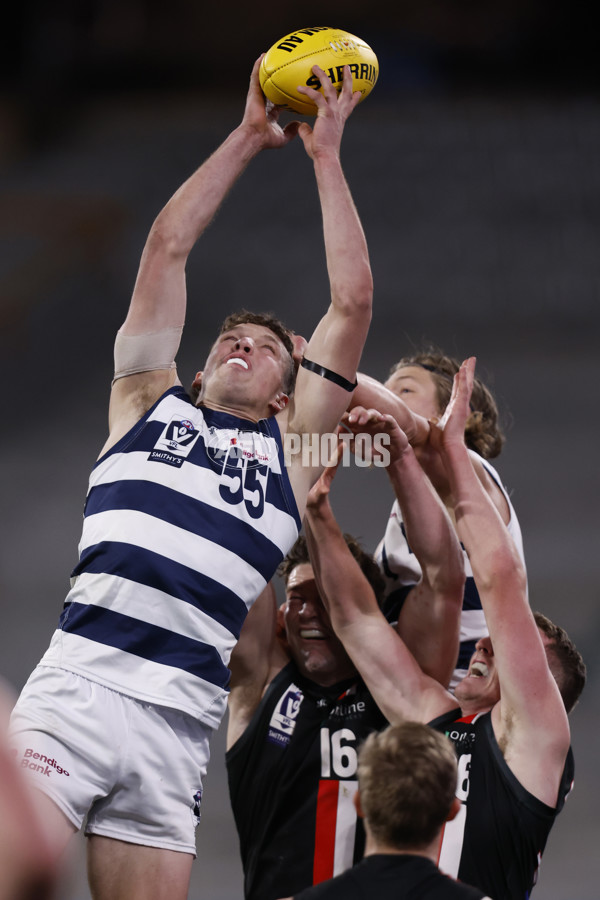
left=259, top=26, right=378, bottom=116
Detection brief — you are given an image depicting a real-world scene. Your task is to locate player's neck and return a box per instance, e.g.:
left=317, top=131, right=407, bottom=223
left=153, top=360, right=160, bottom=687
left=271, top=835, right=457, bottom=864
left=198, top=397, right=262, bottom=423
left=459, top=699, right=495, bottom=718
left=364, top=834, right=438, bottom=863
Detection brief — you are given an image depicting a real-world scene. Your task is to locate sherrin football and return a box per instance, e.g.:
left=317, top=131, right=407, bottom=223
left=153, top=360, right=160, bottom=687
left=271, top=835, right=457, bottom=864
left=259, top=26, right=378, bottom=116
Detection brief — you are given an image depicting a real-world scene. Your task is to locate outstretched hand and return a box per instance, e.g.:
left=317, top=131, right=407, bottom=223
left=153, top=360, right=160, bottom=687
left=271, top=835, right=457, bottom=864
left=429, top=357, right=476, bottom=454
left=241, top=55, right=301, bottom=149
left=296, top=65, right=361, bottom=160
left=342, top=406, right=411, bottom=465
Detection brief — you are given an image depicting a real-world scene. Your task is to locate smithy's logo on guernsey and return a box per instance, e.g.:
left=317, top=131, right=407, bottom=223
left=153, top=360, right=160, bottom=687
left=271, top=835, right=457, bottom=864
left=149, top=417, right=201, bottom=468
left=267, top=685, right=304, bottom=747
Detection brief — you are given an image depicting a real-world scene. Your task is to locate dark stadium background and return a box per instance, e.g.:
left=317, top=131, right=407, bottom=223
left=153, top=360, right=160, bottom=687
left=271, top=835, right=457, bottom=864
left=1, top=4, right=598, bottom=897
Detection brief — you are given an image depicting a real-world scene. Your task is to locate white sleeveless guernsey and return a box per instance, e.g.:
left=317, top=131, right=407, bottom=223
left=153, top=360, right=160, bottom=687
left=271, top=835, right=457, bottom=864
left=39, top=387, right=300, bottom=728
left=375, top=455, right=525, bottom=686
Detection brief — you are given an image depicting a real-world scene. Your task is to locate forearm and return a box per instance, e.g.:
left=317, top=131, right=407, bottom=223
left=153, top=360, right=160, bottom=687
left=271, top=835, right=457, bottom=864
left=286, top=151, right=373, bottom=441
left=304, top=497, right=377, bottom=626
left=313, top=152, right=373, bottom=316
left=443, top=443, right=526, bottom=601
left=122, top=124, right=264, bottom=334
left=386, top=447, right=463, bottom=592
left=352, top=373, right=430, bottom=446
left=153, top=125, right=264, bottom=257
left=229, top=582, right=278, bottom=689
left=387, top=444, right=464, bottom=686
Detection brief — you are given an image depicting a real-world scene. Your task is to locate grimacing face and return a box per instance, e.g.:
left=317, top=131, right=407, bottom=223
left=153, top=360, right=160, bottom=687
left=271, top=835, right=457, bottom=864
left=282, top=563, right=357, bottom=687
left=455, top=627, right=558, bottom=712
left=384, top=365, right=442, bottom=421
left=454, top=635, right=501, bottom=711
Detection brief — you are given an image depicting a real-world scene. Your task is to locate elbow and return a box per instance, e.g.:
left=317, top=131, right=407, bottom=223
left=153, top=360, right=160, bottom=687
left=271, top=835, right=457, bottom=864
left=335, top=277, right=373, bottom=321
left=474, top=546, right=527, bottom=598
left=438, top=564, right=466, bottom=600
left=426, top=559, right=466, bottom=605
left=146, top=216, right=190, bottom=262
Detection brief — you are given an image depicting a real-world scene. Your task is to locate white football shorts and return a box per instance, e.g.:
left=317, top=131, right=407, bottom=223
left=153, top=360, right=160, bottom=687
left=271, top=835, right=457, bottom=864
left=9, top=665, right=211, bottom=855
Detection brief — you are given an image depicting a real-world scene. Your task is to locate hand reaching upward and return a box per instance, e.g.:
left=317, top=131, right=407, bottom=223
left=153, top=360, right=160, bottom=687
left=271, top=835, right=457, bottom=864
left=429, top=357, right=476, bottom=455
left=242, top=55, right=301, bottom=149
left=296, top=65, right=361, bottom=160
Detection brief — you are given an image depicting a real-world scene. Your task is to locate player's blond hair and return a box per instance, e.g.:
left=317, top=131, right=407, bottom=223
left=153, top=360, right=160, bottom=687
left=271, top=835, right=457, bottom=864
left=390, top=349, right=505, bottom=459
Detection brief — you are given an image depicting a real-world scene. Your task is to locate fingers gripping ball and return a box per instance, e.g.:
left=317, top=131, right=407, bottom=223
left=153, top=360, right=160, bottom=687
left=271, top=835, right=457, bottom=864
left=259, top=26, right=378, bottom=116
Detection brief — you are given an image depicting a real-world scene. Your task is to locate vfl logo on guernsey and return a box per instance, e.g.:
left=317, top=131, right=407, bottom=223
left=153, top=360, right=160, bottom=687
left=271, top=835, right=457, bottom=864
left=149, top=417, right=201, bottom=467
left=267, top=684, right=304, bottom=747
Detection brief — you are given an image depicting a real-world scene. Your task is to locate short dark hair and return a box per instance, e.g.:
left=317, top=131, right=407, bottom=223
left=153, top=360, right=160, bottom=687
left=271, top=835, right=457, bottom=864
left=358, top=722, right=457, bottom=849
left=189, top=309, right=296, bottom=403
left=277, top=534, right=386, bottom=608
left=534, top=611, right=586, bottom=713
left=390, top=348, right=505, bottom=459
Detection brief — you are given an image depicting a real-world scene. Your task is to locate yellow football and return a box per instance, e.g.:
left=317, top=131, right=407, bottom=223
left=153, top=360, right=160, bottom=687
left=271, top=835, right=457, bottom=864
left=259, top=26, right=378, bottom=116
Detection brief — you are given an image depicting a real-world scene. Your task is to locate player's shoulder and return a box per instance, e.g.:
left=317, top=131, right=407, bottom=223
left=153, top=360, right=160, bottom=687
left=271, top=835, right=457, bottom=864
left=102, top=375, right=186, bottom=459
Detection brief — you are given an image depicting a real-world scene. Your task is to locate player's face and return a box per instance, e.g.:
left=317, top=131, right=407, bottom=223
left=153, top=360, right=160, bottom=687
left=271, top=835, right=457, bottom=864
left=454, top=635, right=501, bottom=710
left=199, top=324, right=290, bottom=418
left=282, top=563, right=357, bottom=687
left=384, top=365, right=441, bottom=420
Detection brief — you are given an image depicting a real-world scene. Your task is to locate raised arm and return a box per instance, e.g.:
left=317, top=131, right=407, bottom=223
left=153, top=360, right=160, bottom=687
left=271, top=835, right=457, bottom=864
left=104, top=56, right=300, bottom=453
left=285, top=67, right=373, bottom=501
left=351, top=369, right=513, bottom=527
left=303, top=444, right=454, bottom=725
left=344, top=407, right=465, bottom=688
left=351, top=373, right=431, bottom=446
left=227, top=582, right=289, bottom=750
left=436, top=358, right=570, bottom=803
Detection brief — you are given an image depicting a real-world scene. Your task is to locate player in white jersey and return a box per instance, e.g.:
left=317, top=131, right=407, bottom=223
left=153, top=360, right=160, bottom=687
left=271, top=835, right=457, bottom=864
left=350, top=351, right=525, bottom=687
left=9, top=60, right=373, bottom=900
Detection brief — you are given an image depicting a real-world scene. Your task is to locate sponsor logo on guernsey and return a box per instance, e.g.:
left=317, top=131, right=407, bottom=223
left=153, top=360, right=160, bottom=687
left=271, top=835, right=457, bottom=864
left=267, top=684, right=304, bottom=747
left=205, top=427, right=278, bottom=471
left=445, top=722, right=476, bottom=753
left=326, top=684, right=366, bottom=720
left=20, top=748, right=70, bottom=777
left=149, top=416, right=201, bottom=467
left=328, top=699, right=366, bottom=719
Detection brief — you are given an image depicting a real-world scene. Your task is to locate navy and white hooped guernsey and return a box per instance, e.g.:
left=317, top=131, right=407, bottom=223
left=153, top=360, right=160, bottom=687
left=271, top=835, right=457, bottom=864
left=39, top=387, right=301, bottom=729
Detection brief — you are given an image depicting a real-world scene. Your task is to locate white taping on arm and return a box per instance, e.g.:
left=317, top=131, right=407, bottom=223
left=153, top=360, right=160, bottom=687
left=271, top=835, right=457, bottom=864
left=113, top=326, right=183, bottom=381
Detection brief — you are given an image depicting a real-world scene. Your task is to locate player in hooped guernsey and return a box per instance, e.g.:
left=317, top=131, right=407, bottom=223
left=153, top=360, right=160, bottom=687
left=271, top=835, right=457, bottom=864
left=9, top=59, right=374, bottom=900
left=42, top=387, right=300, bottom=727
